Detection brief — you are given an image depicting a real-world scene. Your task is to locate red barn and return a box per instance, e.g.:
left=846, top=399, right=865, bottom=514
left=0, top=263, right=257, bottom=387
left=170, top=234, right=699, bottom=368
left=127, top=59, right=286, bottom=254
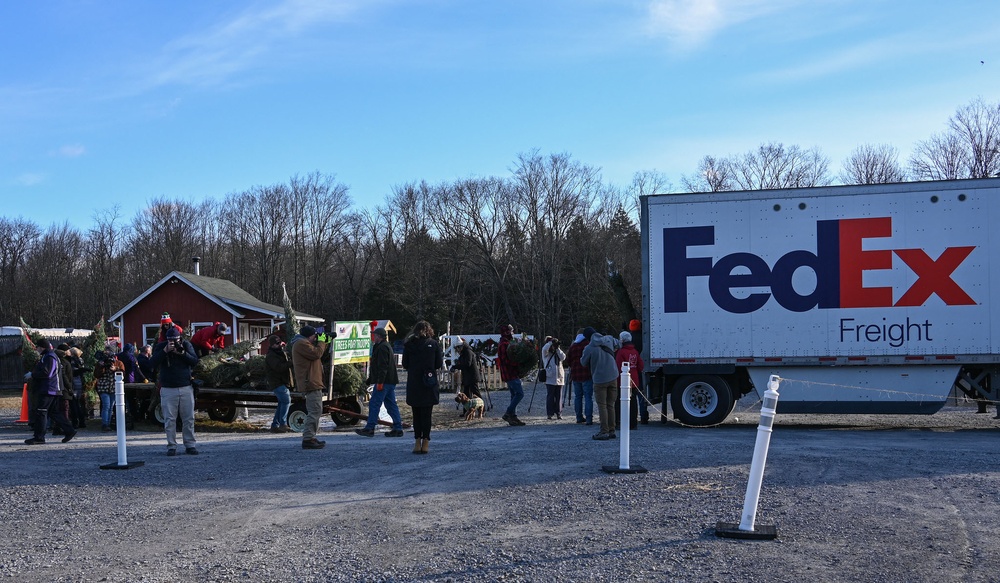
left=109, top=270, right=323, bottom=350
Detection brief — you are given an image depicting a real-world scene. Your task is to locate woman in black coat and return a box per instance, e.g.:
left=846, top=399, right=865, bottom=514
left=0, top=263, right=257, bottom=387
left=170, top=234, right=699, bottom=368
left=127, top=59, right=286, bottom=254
left=403, top=320, right=443, bottom=454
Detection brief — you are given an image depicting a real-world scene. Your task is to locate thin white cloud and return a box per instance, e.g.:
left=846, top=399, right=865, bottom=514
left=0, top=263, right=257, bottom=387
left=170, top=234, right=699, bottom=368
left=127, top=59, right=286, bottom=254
left=16, top=173, right=45, bottom=186
left=645, top=0, right=802, bottom=50
left=143, top=0, right=374, bottom=89
left=53, top=144, right=86, bottom=158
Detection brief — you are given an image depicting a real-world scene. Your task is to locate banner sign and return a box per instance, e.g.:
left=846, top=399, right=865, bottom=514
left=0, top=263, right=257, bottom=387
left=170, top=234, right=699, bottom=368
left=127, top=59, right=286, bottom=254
left=332, top=321, right=372, bottom=365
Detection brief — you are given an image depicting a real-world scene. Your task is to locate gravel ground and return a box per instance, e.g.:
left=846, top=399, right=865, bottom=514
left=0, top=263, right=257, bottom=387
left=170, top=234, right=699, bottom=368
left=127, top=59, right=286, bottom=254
left=3, top=388, right=1000, bottom=583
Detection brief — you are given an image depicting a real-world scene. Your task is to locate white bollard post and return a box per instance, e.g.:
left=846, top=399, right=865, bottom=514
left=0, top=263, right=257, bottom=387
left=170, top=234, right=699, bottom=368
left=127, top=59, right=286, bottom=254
left=100, top=371, right=144, bottom=470
left=114, top=372, right=128, bottom=465
left=715, top=374, right=780, bottom=539
left=619, top=361, right=630, bottom=468
left=602, top=361, right=647, bottom=474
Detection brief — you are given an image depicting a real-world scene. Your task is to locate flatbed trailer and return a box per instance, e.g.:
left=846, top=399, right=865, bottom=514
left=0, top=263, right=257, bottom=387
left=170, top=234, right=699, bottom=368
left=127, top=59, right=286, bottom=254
left=123, top=382, right=365, bottom=431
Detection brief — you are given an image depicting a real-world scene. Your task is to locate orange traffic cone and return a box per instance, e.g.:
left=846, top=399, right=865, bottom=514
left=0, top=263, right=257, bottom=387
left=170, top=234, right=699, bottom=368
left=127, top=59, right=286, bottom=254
left=17, top=383, right=30, bottom=423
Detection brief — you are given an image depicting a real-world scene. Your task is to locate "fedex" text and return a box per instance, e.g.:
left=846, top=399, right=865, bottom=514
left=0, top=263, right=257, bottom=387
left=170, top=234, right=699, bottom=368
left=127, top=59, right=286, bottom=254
left=662, top=217, right=976, bottom=314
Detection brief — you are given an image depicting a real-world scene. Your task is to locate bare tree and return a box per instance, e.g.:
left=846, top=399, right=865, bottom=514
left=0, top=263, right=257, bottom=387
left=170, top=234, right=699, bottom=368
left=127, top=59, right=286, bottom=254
left=624, top=169, right=672, bottom=220
left=682, top=155, right=734, bottom=192
left=428, top=176, right=515, bottom=328
left=20, top=223, right=85, bottom=326
left=0, top=217, right=41, bottom=323
left=286, top=172, right=352, bottom=314
left=217, top=184, right=289, bottom=300
left=910, top=132, right=967, bottom=180
left=85, top=206, right=130, bottom=326
left=910, top=98, right=1000, bottom=180
left=126, top=198, right=211, bottom=278
left=731, top=142, right=832, bottom=190
left=509, top=151, right=604, bottom=340
left=840, top=143, right=908, bottom=184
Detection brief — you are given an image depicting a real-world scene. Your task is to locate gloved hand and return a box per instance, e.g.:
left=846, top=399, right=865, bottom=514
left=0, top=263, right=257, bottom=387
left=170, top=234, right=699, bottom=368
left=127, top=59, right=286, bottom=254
left=375, top=383, right=384, bottom=392
left=316, top=332, right=330, bottom=343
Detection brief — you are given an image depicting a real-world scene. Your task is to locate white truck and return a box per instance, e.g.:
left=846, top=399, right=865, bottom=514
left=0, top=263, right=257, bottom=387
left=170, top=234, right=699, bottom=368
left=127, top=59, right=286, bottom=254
left=640, top=178, right=1000, bottom=426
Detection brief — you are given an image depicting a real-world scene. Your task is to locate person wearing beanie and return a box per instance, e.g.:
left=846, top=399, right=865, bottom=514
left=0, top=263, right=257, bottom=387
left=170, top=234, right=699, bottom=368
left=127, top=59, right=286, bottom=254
left=94, top=346, right=125, bottom=431
left=50, top=343, right=76, bottom=437
left=24, top=338, right=77, bottom=445
left=157, top=312, right=184, bottom=343
left=565, top=328, right=594, bottom=424
left=67, top=346, right=90, bottom=429
left=151, top=325, right=200, bottom=455
left=355, top=327, right=404, bottom=438
left=191, top=322, right=230, bottom=357
left=117, top=343, right=146, bottom=384
left=615, top=331, right=646, bottom=429
left=264, top=334, right=293, bottom=433
left=290, top=325, right=328, bottom=449
left=496, top=324, right=526, bottom=427
left=581, top=331, right=619, bottom=440
left=541, top=336, right=566, bottom=420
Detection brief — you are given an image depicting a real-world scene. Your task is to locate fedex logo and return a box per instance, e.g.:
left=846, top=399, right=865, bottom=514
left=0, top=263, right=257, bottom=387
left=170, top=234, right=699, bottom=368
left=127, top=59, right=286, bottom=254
left=663, top=217, right=976, bottom=314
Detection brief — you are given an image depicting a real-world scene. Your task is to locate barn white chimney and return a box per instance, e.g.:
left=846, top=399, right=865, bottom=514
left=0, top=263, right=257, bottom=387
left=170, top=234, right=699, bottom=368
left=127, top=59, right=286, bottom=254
left=192, top=257, right=201, bottom=275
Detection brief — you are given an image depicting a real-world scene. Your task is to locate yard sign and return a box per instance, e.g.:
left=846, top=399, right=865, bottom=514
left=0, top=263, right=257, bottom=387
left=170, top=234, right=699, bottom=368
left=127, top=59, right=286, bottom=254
left=332, top=321, right=372, bottom=365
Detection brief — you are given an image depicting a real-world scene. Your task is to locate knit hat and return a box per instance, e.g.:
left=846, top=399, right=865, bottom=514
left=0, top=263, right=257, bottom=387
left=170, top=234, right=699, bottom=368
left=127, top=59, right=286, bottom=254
left=160, top=312, right=172, bottom=325
left=217, top=323, right=230, bottom=334
left=166, top=327, right=181, bottom=340
left=372, top=327, right=387, bottom=339
left=299, top=325, right=316, bottom=338
left=619, top=331, right=632, bottom=343
left=35, top=337, right=52, bottom=350
left=582, top=326, right=597, bottom=340
left=56, top=343, right=70, bottom=351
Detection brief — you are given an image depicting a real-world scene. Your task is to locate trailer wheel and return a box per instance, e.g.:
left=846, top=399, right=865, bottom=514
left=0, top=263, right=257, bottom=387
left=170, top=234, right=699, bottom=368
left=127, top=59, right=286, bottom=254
left=207, top=406, right=238, bottom=423
left=154, top=404, right=164, bottom=424
left=670, top=375, right=734, bottom=427
left=287, top=404, right=307, bottom=433
left=330, top=397, right=362, bottom=426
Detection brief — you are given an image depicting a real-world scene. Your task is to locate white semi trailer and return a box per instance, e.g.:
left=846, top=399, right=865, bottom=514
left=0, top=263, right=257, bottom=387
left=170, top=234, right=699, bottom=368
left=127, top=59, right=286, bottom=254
left=640, top=178, right=1000, bottom=426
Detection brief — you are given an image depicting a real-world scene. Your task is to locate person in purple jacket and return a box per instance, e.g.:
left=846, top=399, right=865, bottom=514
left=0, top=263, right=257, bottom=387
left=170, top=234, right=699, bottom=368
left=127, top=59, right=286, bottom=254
left=24, top=338, right=77, bottom=445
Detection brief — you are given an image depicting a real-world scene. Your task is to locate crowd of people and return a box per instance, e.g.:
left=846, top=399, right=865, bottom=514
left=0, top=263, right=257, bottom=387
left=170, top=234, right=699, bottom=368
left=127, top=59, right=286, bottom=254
left=23, top=317, right=644, bottom=454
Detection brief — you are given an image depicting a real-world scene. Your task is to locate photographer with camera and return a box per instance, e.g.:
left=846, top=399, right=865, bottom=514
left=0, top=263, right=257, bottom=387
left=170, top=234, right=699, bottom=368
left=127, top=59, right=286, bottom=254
left=151, top=326, right=200, bottom=456
left=541, top=336, right=566, bottom=420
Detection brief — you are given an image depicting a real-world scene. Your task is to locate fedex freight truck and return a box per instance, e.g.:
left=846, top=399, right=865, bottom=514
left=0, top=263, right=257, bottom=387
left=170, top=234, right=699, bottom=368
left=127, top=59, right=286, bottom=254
left=640, top=178, right=1000, bottom=426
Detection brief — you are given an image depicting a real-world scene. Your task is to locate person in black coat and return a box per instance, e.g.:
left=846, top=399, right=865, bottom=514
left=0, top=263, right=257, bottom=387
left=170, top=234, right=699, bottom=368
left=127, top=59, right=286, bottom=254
left=402, top=320, right=443, bottom=454
left=450, top=340, right=482, bottom=399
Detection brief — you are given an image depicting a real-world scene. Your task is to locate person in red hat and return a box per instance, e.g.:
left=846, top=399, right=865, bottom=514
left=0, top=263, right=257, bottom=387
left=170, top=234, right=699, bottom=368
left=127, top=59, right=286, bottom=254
left=157, top=313, right=184, bottom=343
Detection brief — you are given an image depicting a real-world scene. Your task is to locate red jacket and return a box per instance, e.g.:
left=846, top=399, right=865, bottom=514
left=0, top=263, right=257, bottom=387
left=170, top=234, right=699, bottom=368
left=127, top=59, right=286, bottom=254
left=191, top=323, right=226, bottom=352
left=615, top=342, right=644, bottom=389
left=566, top=340, right=591, bottom=382
left=496, top=336, right=518, bottom=382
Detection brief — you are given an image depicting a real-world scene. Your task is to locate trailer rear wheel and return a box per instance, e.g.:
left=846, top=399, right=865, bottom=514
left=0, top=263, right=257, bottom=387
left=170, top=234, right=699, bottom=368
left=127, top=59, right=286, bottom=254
left=330, top=397, right=362, bottom=426
left=207, top=406, right=238, bottom=423
left=287, top=404, right=307, bottom=433
left=670, top=375, right=734, bottom=427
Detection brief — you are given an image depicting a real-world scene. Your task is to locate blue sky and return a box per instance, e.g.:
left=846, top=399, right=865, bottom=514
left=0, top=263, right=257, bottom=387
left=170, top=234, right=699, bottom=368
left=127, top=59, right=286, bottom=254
left=3, top=0, right=998, bottom=229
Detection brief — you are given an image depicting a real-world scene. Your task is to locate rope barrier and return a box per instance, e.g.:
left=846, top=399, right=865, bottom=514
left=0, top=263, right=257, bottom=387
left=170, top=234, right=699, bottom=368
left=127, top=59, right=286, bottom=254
left=628, top=374, right=998, bottom=427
